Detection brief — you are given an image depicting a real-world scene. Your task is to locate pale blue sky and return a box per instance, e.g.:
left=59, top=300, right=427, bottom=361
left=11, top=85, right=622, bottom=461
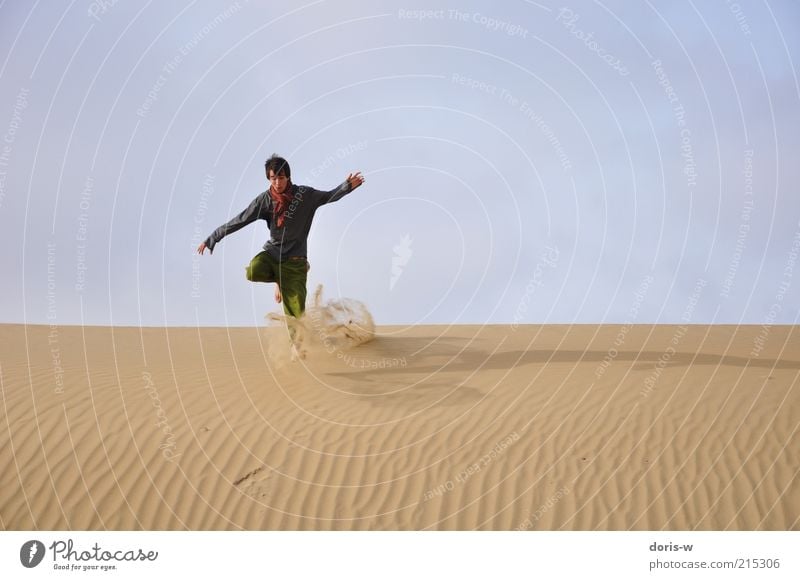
left=1, top=0, right=799, bottom=327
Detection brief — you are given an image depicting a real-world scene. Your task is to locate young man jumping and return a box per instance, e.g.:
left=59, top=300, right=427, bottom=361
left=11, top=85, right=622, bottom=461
left=196, top=154, right=365, bottom=337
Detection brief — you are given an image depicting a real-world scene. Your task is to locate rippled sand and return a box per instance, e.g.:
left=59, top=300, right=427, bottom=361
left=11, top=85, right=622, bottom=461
left=1, top=323, right=797, bottom=530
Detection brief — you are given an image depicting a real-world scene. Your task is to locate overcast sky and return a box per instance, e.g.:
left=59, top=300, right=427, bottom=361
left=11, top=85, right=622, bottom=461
left=1, top=0, right=799, bottom=327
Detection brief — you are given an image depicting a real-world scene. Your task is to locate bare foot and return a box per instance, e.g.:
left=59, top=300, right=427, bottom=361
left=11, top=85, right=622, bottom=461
left=290, top=343, right=306, bottom=361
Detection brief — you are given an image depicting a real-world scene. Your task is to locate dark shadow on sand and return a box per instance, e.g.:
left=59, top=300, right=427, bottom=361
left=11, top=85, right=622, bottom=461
left=325, top=335, right=800, bottom=382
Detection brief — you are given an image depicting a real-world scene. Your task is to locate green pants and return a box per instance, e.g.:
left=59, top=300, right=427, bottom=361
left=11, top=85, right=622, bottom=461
left=245, top=251, right=308, bottom=319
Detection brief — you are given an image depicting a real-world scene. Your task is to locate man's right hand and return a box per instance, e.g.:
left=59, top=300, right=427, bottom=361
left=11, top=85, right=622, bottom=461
left=196, top=242, right=208, bottom=254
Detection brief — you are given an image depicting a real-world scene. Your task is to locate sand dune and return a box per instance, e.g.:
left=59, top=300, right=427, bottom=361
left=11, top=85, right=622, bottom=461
left=0, top=323, right=797, bottom=530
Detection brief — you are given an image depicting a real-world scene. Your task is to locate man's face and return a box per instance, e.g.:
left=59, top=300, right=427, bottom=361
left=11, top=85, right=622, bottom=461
left=268, top=170, right=289, bottom=194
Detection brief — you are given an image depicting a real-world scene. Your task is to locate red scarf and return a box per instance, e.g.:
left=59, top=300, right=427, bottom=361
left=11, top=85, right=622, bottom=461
left=269, top=181, right=293, bottom=228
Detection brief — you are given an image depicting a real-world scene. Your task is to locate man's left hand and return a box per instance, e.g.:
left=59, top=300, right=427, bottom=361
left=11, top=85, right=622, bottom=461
left=347, top=171, right=365, bottom=190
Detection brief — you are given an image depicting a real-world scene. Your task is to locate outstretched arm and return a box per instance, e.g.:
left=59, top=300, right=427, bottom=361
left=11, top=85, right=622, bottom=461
left=313, top=171, right=365, bottom=206
left=196, top=194, right=267, bottom=254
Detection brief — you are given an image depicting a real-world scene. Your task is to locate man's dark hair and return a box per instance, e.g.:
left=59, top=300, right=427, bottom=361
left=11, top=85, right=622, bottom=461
left=265, top=154, right=291, bottom=179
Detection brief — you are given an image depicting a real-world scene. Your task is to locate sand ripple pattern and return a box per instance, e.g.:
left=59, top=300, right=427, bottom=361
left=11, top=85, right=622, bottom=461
left=1, top=324, right=798, bottom=530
